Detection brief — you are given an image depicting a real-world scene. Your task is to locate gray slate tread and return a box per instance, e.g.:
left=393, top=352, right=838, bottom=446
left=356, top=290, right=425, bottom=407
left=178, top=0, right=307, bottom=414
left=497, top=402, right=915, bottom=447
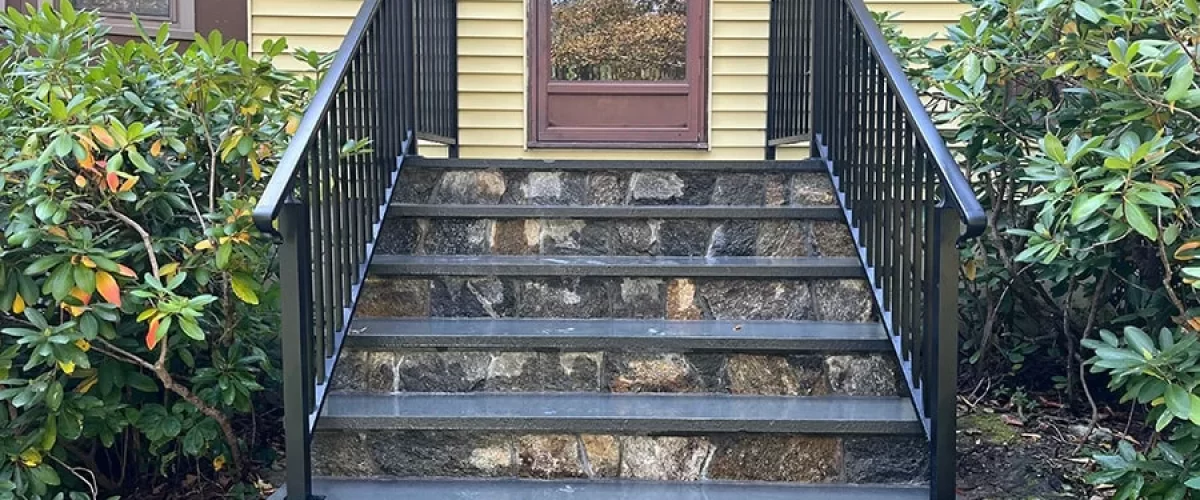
left=318, top=392, right=923, bottom=434
left=281, top=478, right=929, bottom=500
left=369, top=254, right=865, bottom=278
left=389, top=204, right=844, bottom=219
left=347, top=317, right=890, bottom=352
left=407, top=157, right=826, bottom=172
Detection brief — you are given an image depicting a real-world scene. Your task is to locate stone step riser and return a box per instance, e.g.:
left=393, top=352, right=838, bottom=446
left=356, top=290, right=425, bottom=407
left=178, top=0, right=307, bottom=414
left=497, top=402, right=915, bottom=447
left=311, top=430, right=927, bottom=485
left=395, top=169, right=837, bottom=207
left=377, top=217, right=855, bottom=258
left=357, top=276, right=875, bottom=322
left=333, top=349, right=905, bottom=397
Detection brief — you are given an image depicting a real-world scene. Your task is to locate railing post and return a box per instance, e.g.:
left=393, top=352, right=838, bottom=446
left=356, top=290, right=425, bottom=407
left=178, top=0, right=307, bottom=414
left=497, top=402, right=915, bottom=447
left=809, top=0, right=825, bottom=155
left=279, top=199, right=316, bottom=500
left=930, top=203, right=959, bottom=500
left=765, top=0, right=779, bottom=160
left=447, top=0, right=460, bottom=158
left=401, top=0, right=418, bottom=156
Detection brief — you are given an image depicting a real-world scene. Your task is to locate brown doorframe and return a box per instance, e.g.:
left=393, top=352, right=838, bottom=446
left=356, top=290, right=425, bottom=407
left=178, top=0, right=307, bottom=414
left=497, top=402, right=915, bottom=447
left=529, top=0, right=708, bottom=148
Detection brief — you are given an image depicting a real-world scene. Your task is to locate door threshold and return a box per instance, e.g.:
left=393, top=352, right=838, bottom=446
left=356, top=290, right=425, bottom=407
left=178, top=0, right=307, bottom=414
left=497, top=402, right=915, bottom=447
left=527, top=141, right=710, bottom=150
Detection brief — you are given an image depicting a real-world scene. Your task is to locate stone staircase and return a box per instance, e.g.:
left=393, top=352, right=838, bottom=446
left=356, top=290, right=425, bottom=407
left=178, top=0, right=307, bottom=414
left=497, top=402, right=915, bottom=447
left=303, top=158, right=930, bottom=498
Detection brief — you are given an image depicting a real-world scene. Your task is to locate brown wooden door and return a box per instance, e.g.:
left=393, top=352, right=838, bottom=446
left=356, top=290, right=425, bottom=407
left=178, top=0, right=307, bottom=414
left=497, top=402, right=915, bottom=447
left=530, top=0, right=708, bottom=147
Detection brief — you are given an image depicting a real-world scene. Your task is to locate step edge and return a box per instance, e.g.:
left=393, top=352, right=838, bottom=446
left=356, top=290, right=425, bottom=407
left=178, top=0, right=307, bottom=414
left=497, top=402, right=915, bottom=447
left=406, top=158, right=827, bottom=172
left=368, top=255, right=867, bottom=278
left=387, top=204, right=845, bottom=220
left=344, top=318, right=890, bottom=351
left=272, top=477, right=931, bottom=500
left=316, top=393, right=924, bottom=434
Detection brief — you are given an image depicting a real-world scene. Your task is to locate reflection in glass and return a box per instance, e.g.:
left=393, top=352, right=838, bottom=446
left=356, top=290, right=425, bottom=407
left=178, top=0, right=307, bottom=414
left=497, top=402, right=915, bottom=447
left=75, top=0, right=171, bottom=18
left=551, top=0, right=687, bottom=81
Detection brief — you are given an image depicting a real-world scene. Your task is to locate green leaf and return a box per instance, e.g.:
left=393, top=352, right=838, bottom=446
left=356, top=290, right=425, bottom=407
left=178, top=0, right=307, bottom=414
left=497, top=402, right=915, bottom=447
left=1124, top=326, right=1156, bottom=357
left=178, top=316, right=204, bottom=341
left=230, top=274, right=259, bottom=305
left=126, top=149, right=153, bottom=173
left=45, top=381, right=62, bottom=412
left=216, top=243, right=232, bottom=270
left=73, top=266, right=95, bottom=295
left=24, top=255, right=63, bottom=275
left=126, top=372, right=159, bottom=393
left=1184, top=476, right=1200, bottom=490
left=1123, top=199, right=1158, bottom=240
left=1166, top=385, right=1191, bottom=419
left=46, top=264, right=74, bottom=302
left=1073, top=0, right=1102, bottom=22
left=1165, top=64, right=1195, bottom=103
left=1071, top=193, right=1110, bottom=224
left=1043, top=133, right=1067, bottom=163
left=28, top=465, right=60, bottom=487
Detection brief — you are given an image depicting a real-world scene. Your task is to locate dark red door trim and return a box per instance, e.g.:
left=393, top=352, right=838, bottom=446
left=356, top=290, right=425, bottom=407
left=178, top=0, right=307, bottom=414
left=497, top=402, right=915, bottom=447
left=529, top=0, right=708, bottom=147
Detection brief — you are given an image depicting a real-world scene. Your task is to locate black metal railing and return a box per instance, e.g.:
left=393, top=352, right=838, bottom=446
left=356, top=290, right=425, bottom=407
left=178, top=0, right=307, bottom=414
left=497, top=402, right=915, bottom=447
left=414, top=0, right=459, bottom=156
left=765, top=0, right=813, bottom=159
left=769, top=0, right=987, bottom=497
left=251, top=0, right=456, bottom=498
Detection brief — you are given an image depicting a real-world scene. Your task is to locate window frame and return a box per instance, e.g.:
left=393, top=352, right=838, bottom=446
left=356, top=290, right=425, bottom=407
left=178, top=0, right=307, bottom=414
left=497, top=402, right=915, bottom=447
left=42, top=0, right=196, bottom=40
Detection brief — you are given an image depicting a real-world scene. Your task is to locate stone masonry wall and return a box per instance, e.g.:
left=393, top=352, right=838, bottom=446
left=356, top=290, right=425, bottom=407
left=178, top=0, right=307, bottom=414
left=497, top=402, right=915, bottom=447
left=312, top=430, right=929, bottom=485
left=333, top=350, right=905, bottom=396
left=394, top=169, right=837, bottom=207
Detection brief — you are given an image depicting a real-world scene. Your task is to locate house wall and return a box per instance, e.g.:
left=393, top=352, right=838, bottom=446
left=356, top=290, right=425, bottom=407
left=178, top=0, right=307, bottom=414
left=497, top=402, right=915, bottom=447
left=249, top=0, right=966, bottom=160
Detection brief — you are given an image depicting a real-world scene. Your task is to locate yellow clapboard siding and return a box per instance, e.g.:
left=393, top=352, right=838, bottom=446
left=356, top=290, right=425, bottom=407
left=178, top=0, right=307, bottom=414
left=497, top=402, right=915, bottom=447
left=713, top=2, right=770, bottom=20
left=254, top=0, right=962, bottom=161
left=255, top=17, right=353, bottom=36
left=460, top=19, right=525, bottom=36
left=460, top=110, right=525, bottom=129
left=712, top=111, right=769, bottom=129
left=460, top=92, right=524, bottom=110
left=459, top=56, right=525, bottom=75
left=713, top=21, right=771, bottom=40
left=252, top=0, right=362, bottom=17
left=713, top=57, right=769, bottom=75
left=713, top=75, right=768, bottom=94
left=458, top=1, right=525, bottom=19
left=713, top=93, right=767, bottom=111
left=461, top=74, right=525, bottom=92
left=459, top=38, right=525, bottom=56
left=713, top=39, right=770, bottom=58
left=253, top=36, right=346, bottom=54
left=711, top=130, right=770, bottom=148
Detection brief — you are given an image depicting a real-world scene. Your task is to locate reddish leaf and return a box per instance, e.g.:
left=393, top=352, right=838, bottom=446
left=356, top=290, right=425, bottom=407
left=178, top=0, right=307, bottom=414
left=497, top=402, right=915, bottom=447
left=117, top=265, right=137, bottom=278
left=91, top=125, right=116, bottom=149
left=146, top=318, right=161, bottom=349
left=95, top=271, right=121, bottom=307
left=105, top=172, right=120, bottom=192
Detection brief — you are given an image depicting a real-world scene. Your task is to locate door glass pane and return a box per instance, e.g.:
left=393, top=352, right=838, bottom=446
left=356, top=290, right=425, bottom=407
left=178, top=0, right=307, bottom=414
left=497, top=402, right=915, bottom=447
left=75, top=0, right=171, bottom=18
left=551, top=0, right=687, bottom=81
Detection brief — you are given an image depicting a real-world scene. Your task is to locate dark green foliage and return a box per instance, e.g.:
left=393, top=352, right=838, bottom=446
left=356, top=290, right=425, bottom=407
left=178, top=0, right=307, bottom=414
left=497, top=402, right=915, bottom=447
left=0, top=2, right=331, bottom=497
left=898, top=0, right=1200, bottom=495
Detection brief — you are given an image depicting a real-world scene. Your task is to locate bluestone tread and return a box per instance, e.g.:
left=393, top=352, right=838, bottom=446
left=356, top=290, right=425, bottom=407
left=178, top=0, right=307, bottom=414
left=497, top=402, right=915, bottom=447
left=318, top=392, right=923, bottom=434
left=346, top=317, right=890, bottom=352
left=368, top=255, right=866, bottom=278
left=273, top=477, right=929, bottom=500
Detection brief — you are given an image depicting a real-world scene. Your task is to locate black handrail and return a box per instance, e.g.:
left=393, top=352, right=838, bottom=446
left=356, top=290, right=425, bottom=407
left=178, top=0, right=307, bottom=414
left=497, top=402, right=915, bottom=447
left=770, top=0, right=986, bottom=497
left=819, top=0, right=985, bottom=237
left=251, top=0, right=456, bottom=498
